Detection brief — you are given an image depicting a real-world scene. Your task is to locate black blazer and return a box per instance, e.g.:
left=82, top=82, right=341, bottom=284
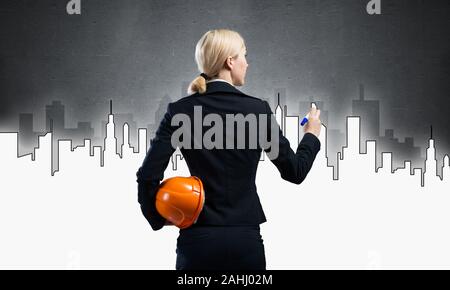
left=136, top=81, right=321, bottom=231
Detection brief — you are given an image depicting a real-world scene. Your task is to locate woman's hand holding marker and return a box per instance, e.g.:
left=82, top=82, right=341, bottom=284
left=302, top=102, right=321, bottom=138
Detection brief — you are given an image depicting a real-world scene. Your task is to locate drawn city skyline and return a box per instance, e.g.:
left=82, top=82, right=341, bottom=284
left=8, top=82, right=439, bottom=178
left=1, top=86, right=448, bottom=187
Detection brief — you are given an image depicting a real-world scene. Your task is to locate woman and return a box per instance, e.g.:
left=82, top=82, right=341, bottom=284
left=136, top=29, right=322, bottom=270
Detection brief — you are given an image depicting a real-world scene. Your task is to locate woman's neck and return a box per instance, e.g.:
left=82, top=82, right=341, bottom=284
left=207, top=77, right=234, bottom=86
left=214, top=71, right=234, bottom=85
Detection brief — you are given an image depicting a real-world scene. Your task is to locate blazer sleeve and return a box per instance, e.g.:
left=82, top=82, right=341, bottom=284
left=136, top=103, right=176, bottom=231
left=262, top=100, right=321, bottom=184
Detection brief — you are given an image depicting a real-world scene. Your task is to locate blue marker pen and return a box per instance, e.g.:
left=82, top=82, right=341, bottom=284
left=300, top=103, right=317, bottom=126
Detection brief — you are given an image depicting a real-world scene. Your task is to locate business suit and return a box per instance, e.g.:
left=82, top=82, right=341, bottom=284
left=136, top=79, right=321, bottom=269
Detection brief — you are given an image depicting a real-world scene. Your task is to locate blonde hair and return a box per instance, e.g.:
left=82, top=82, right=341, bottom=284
left=188, top=29, right=246, bottom=94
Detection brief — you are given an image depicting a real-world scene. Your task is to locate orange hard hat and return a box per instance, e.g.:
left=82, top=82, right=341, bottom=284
left=155, top=176, right=205, bottom=229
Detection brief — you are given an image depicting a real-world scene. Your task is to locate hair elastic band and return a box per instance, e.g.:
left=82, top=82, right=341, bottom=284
left=200, top=73, right=209, bottom=80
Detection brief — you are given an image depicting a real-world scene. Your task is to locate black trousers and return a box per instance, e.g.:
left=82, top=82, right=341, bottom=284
left=175, top=225, right=266, bottom=270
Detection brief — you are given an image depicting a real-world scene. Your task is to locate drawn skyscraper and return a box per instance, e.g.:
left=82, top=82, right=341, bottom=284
left=424, top=126, right=441, bottom=185
left=352, top=84, right=380, bottom=151
left=18, top=113, right=38, bottom=155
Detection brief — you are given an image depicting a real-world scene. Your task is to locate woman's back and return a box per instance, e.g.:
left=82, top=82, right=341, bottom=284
left=173, top=80, right=269, bottom=226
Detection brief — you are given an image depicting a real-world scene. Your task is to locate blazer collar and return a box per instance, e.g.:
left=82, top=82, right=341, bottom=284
left=201, top=80, right=248, bottom=96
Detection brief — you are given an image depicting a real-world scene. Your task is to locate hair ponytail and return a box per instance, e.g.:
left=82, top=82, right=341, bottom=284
left=187, top=75, right=207, bottom=94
